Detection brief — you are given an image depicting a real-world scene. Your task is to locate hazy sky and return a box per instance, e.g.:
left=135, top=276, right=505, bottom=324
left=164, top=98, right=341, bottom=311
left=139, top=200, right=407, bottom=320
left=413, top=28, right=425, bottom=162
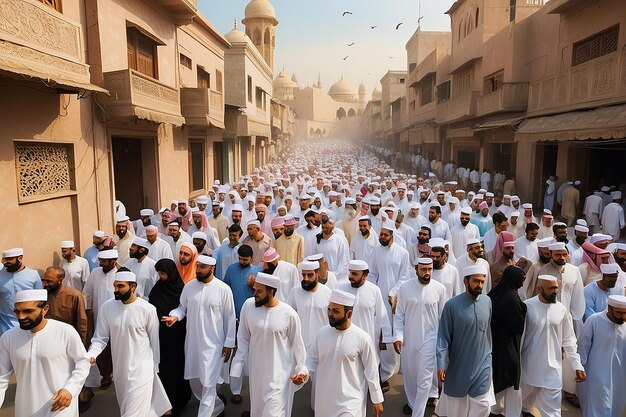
left=201, top=0, right=456, bottom=97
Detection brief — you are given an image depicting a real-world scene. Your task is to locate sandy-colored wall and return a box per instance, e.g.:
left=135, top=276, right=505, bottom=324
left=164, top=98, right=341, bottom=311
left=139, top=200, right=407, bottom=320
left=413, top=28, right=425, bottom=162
left=177, top=23, right=226, bottom=89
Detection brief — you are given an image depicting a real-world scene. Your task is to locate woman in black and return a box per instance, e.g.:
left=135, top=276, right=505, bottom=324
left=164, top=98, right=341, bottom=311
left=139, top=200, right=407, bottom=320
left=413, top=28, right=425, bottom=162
left=150, top=258, right=191, bottom=416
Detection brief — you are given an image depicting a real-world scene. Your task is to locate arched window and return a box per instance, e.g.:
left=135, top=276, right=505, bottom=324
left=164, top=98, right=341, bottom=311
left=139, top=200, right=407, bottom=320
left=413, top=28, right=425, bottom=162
left=348, top=108, right=356, bottom=117
left=336, top=108, right=346, bottom=119
left=475, top=8, right=480, bottom=28
left=264, top=28, right=271, bottom=45
left=253, top=29, right=261, bottom=46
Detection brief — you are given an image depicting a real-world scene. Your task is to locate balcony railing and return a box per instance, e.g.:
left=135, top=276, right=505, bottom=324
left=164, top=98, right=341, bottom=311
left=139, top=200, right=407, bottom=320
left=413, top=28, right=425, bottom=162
left=435, top=91, right=479, bottom=124
left=103, top=69, right=184, bottom=125
left=181, top=88, right=225, bottom=128
left=477, top=83, right=529, bottom=116
left=528, top=50, right=626, bottom=115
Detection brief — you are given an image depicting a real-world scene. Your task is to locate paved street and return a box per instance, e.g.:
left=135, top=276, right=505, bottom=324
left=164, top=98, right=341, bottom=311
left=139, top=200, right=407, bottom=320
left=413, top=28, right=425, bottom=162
left=0, top=373, right=583, bottom=417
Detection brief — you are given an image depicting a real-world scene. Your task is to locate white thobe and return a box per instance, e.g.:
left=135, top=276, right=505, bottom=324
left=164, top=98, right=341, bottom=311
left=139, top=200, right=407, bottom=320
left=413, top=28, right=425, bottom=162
left=319, top=271, right=338, bottom=289
left=286, top=284, right=332, bottom=352
left=432, top=264, right=463, bottom=301
left=296, top=225, right=321, bottom=258
left=483, top=228, right=499, bottom=263
left=339, top=281, right=393, bottom=347
left=60, top=256, right=90, bottom=292
left=455, top=254, right=492, bottom=293
left=315, top=233, right=350, bottom=281
left=309, top=325, right=384, bottom=417
left=601, top=202, right=625, bottom=241
left=88, top=298, right=170, bottom=417
left=450, top=223, right=480, bottom=260
left=583, top=194, right=603, bottom=230
left=369, top=243, right=412, bottom=298
left=272, top=261, right=300, bottom=302
left=514, top=236, right=539, bottom=263
left=394, top=279, right=446, bottom=415
left=170, top=278, right=236, bottom=416
left=425, top=219, right=452, bottom=241
left=537, top=262, right=585, bottom=321
left=508, top=222, right=525, bottom=239
left=577, top=311, right=626, bottom=417
left=124, top=257, right=158, bottom=297
left=396, top=222, right=417, bottom=246
left=113, top=233, right=134, bottom=265
left=538, top=225, right=553, bottom=240
left=147, top=237, right=174, bottom=262
left=349, top=231, right=379, bottom=261
left=230, top=300, right=308, bottom=417
left=166, top=232, right=193, bottom=259
left=0, top=320, right=90, bottom=417
left=82, top=267, right=116, bottom=320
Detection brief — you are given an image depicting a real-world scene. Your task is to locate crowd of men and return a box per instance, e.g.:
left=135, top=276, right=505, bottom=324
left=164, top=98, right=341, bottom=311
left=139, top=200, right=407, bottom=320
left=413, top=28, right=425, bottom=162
left=0, top=142, right=625, bottom=417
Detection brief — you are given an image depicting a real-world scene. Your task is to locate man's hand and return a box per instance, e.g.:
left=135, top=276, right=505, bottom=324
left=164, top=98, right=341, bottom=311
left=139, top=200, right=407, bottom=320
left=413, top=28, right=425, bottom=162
left=372, top=402, right=384, bottom=417
left=378, top=341, right=387, bottom=351
left=50, top=388, right=72, bottom=412
left=247, top=274, right=256, bottom=287
left=161, top=316, right=178, bottom=327
left=575, top=370, right=587, bottom=382
left=290, top=373, right=307, bottom=385
left=222, top=347, right=233, bottom=363
left=393, top=341, right=402, bottom=354
left=388, top=296, right=397, bottom=314
left=437, top=369, right=446, bottom=382
left=89, top=357, right=96, bottom=367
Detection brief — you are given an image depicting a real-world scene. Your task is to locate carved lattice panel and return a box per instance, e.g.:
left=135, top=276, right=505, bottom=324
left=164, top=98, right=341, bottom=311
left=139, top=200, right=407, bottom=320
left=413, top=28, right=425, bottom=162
left=15, top=142, right=74, bottom=201
left=40, top=0, right=62, bottom=12
left=573, top=26, right=618, bottom=67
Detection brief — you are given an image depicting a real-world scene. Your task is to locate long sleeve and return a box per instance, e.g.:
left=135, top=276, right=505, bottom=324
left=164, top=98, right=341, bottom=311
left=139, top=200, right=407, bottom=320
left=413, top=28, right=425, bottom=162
left=62, top=329, right=90, bottom=397
left=375, top=288, right=393, bottom=343
left=562, top=313, right=583, bottom=371
left=83, top=271, right=95, bottom=310
left=0, top=336, right=13, bottom=408
left=169, top=288, right=188, bottom=321
left=146, top=306, right=160, bottom=366
left=86, top=306, right=110, bottom=358
left=223, top=289, right=237, bottom=348
left=390, top=249, right=412, bottom=297
left=577, top=316, right=594, bottom=367
left=307, top=332, right=319, bottom=374
left=570, top=269, right=586, bottom=321
left=360, top=334, right=384, bottom=404
left=230, top=303, right=251, bottom=378
left=76, top=293, right=88, bottom=344
left=393, top=288, right=406, bottom=343
left=287, top=311, right=309, bottom=376
left=436, top=303, right=452, bottom=370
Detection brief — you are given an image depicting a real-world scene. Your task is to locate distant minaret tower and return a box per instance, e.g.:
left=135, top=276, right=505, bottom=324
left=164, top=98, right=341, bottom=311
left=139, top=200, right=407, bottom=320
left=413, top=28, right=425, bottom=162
left=242, top=0, right=279, bottom=72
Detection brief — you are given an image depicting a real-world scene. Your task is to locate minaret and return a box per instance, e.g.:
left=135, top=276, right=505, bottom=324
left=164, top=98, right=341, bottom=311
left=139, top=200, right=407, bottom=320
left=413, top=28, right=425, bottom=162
left=358, top=81, right=367, bottom=104
left=242, top=0, right=279, bottom=72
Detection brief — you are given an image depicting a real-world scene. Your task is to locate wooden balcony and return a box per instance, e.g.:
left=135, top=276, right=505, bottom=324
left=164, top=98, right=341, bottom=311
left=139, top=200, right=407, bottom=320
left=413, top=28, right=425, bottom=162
left=435, top=91, right=479, bottom=124
left=181, top=88, right=225, bottom=129
left=103, top=69, right=184, bottom=126
left=156, top=0, right=197, bottom=24
left=477, top=83, right=529, bottom=117
left=528, top=50, right=626, bottom=116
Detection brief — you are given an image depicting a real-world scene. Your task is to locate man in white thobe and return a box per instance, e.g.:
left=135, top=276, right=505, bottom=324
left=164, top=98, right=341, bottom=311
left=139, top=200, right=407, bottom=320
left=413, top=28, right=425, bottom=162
left=0, top=289, right=90, bottom=417
left=113, top=217, right=135, bottom=265
left=309, top=289, right=384, bottom=417
left=261, top=248, right=300, bottom=302
left=296, top=210, right=322, bottom=258
left=87, top=270, right=171, bottom=417
left=123, top=237, right=158, bottom=298
left=601, top=191, right=625, bottom=242
left=430, top=245, right=463, bottom=300
left=455, top=238, right=493, bottom=293
left=230, top=272, right=308, bottom=417
left=425, top=205, right=452, bottom=241
left=450, top=208, right=480, bottom=258
left=394, top=258, right=446, bottom=417
left=163, top=255, right=236, bottom=417
left=350, top=216, right=379, bottom=260
left=59, top=241, right=90, bottom=292
left=583, top=190, right=604, bottom=233
left=145, top=225, right=174, bottom=262
left=515, top=223, right=540, bottom=263
left=521, top=275, right=586, bottom=417
left=314, top=217, right=350, bottom=281
left=576, top=295, right=626, bottom=417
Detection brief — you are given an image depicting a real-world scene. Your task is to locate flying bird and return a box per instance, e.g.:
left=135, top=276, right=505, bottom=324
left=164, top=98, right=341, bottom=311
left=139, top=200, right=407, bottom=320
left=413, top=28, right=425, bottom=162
left=348, top=42, right=355, bottom=46
left=389, top=56, right=395, bottom=59
left=395, top=22, right=403, bottom=30
left=342, top=56, right=349, bottom=60
left=342, top=11, right=352, bottom=16
left=370, top=25, right=378, bottom=29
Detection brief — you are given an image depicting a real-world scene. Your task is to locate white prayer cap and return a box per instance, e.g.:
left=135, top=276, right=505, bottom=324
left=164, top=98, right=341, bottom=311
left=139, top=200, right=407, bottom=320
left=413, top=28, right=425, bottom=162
left=510, top=195, right=520, bottom=202
left=460, top=207, right=472, bottom=215
left=611, top=191, right=622, bottom=200
left=329, top=289, right=355, bottom=307
left=478, top=188, right=487, bottom=194
left=168, top=222, right=180, bottom=227
left=589, top=233, right=612, bottom=244
left=159, top=207, right=167, bottom=214
left=613, top=243, right=626, bottom=252
left=211, top=200, right=221, bottom=206
left=538, top=274, right=557, bottom=282
left=397, top=183, right=407, bottom=190
left=509, top=211, right=520, bottom=217
left=601, top=186, right=611, bottom=192
left=115, top=270, right=136, bottom=282
left=196, top=195, right=209, bottom=204
left=576, top=219, right=588, bottom=227
left=369, top=197, right=381, bottom=205
left=299, top=260, right=319, bottom=271
left=190, top=207, right=200, bottom=214
left=247, top=219, right=261, bottom=228
left=436, top=191, right=445, bottom=196
left=543, top=209, right=552, bottom=215
left=98, top=249, right=118, bottom=259
left=93, top=230, right=105, bottom=238
left=608, top=295, right=626, bottom=309
left=14, top=289, right=48, bottom=303
left=255, top=272, right=280, bottom=289
left=448, top=181, right=458, bottom=186
left=429, top=238, right=447, bottom=249
left=146, top=225, right=158, bottom=234
left=536, top=237, right=554, bottom=248
left=414, top=257, right=433, bottom=266
left=485, top=192, right=494, bottom=198
left=2, top=248, right=23, bottom=258
left=463, top=265, right=488, bottom=277
left=132, top=237, right=150, bottom=249
left=522, top=203, right=533, bottom=209
left=503, top=194, right=511, bottom=199
left=213, top=179, right=221, bottom=186
left=197, top=255, right=217, bottom=266
left=345, top=198, right=356, bottom=205
left=192, top=232, right=207, bottom=241
left=117, top=216, right=130, bottom=222
left=574, top=180, right=581, bottom=186
left=380, top=222, right=395, bottom=233
left=407, top=190, right=414, bottom=196
left=600, top=263, right=620, bottom=274
left=348, top=259, right=369, bottom=271
left=298, top=193, right=312, bottom=200
left=429, top=202, right=441, bottom=209
left=574, top=225, right=589, bottom=233
left=307, top=253, right=324, bottom=262
left=60, top=240, right=74, bottom=248
left=140, top=209, right=154, bottom=216
left=553, top=222, right=567, bottom=227
left=475, top=194, right=484, bottom=200
left=548, top=242, right=566, bottom=251
left=466, top=238, right=481, bottom=246
left=170, top=199, right=178, bottom=205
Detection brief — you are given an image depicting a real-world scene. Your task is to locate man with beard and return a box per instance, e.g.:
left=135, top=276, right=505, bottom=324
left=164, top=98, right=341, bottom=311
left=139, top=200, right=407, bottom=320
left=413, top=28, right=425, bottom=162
left=273, top=215, right=304, bottom=266
left=84, top=230, right=107, bottom=271
left=230, top=204, right=245, bottom=228
left=337, top=198, right=359, bottom=245
left=0, top=289, right=90, bottom=417
left=425, top=204, right=451, bottom=241
left=454, top=239, right=493, bottom=293
left=124, top=237, right=158, bottom=297
left=577, top=294, right=626, bottom=417
left=167, top=222, right=193, bottom=260
left=583, top=263, right=624, bottom=321
left=471, top=202, right=493, bottom=238
left=310, top=289, right=384, bottom=417
left=144, top=225, right=174, bottom=262
left=0, top=248, right=42, bottom=334
left=242, top=220, right=272, bottom=266
left=213, top=224, right=243, bottom=279
left=350, top=216, right=379, bottom=261
left=403, top=203, right=428, bottom=233
left=430, top=245, right=462, bottom=300
left=88, top=270, right=171, bottom=416
left=208, top=201, right=229, bottom=243
left=230, top=273, right=308, bottom=417
left=450, top=207, right=480, bottom=259
left=520, top=237, right=554, bottom=300
left=255, top=204, right=273, bottom=237
left=368, top=197, right=384, bottom=235
left=162, top=255, right=235, bottom=417
left=520, top=275, right=586, bottom=417
left=514, top=223, right=540, bottom=262
left=394, top=258, right=446, bottom=417
left=483, top=212, right=509, bottom=263
left=488, top=266, right=527, bottom=417
left=552, top=222, right=569, bottom=243
left=490, top=241, right=529, bottom=287
left=286, top=260, right=332, bottom=408
left=260, top=248, right=299, bottom=302
left=435, top=265, right=494, bottom=417
left=566, top=224, right=588, bottom=260
left=314, top=217, right=350, bottom=281
left=192, top=231, right=212, bottom=257
left=189, top=211, right=221, bottom=251
left=408, top=226, right=432, bottom=266
left=113, top=216, right=135, bottom=265
left=134, top=208, right=155, bottom=238
left=537, top=210, right=554, bottom=240
left=507, top=211, right=525, bottom=239
left=176, top=200, right=193, bottom=232
left=297, top=210, right=322, bottom=258
left=270, top=217, right=285, bottom=241
left=57, top=241, right=90, bottom=292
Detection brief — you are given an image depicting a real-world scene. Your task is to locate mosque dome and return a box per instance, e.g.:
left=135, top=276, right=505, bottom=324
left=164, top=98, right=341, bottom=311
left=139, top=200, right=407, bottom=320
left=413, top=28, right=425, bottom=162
left=328, top=76, right=357, bottom=100
left=372, top=86, right=382, bottom=101
left=225, top=27, right=251, bottom=45
left=244, top=0, right=277, bottom=22
left=274, top=68, right=297, bottom=89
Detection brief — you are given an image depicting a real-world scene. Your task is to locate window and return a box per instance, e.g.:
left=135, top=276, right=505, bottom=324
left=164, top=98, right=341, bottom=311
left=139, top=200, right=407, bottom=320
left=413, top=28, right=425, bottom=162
left=40, top=0, right=62, bottom=12
left=410, top=100, right=416, bottom=112
left=247, top=76, right=253, bottom=102
left=572, top=25, right=619, bottom=67
left=475, top=8, right=480, bottom=27
left=255, top=87, right=266, bottom=110
left=409, top=63, right=417, bottom=73
left=420, top=73, right=436, bottom=105
left=509, top=0, right=517, bottom=22
left=189, top=140, right=205, bottom=192
left=127, top=28, right=158, bottom=79
left=216, top=70, right=223, bottom=93
left=197, top=67, right=210, bottom=89
left=484, top=70, right=504, bottom=93
left=179, top=53, right=192, bottom=70
left=399, top=78, right=406, bottom=84
left=436, top=81, right=451, bottom=103
left=15, top=142, right=76, bottom=203
left=453, top=65, right=473, bottom=96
